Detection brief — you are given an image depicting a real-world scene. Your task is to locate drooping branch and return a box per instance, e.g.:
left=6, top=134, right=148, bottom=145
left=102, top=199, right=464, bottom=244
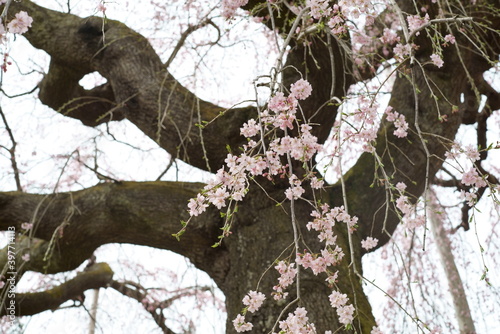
left=1, top=262, right=113, bottom=317
left=0, top=182, right=228, bottom=286
left=244, top=0, right=353, bottom=145
left=341, top=56, right=470, bottom=249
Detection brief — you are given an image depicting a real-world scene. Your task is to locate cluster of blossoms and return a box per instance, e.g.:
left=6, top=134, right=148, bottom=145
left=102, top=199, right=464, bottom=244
left=328, top=290, right=355, bottom=325
left=295, top=204, right=356, bottom=275
left=393, top=43, right=414, bottom=62
left=385, top=106, right=408, bottom=138
left=233, top=203, right=358, bottom=330
left=430, top=53, right=444, bottom=68
left=221, top=0, right=248, bottom=19
left=443, top=143, right=485, bottom=205
left=394, top=182, right=425, bottom=229
left=445, top=143, right=481, bottom=162
left=340, top=94, right=382, bottom=153
left=187, top=79, right=320, bottom=218
left=242, top=290, right=266, bottom=313
left=460, top=189, right=478, bottom=207
left=461, top=167, right=487, bottom=188
left=275, top=307, right=316, bottom=334
left=273, top=261, right=298, bottom=300
left=305, top=0, right=375, bottom=36
left=407, top=13, right=429, bottom=36
left=233, top=314, right=253, bottom=332
left=361, top=236, right=378, bottom=250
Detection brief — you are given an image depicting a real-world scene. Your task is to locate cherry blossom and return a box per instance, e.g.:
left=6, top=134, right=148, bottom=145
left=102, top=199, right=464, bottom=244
left=444, top=34, right=456, bottom=45
left=337, top=304, right=355, bottom=325
left=380, top=28, right=400, bottom=45
left=242, top=290, right=266, bottom=313
left=290, top=79, right=312, bottom=100
left=278, top=307, right=316, bottom=333
left=407, top=14, right=429, bottom=36
left=460, top=189, right=478, bottom=207
left=386, top=106, right=408, bottom=138
left=273, top=261, right=297, bottom=300
left=393, top=43, right=413, bottom=61
left=395, top=182, right=407, bottom=193
left=463, top=145, right=480, bottom=161
left=221, top=0, right=249, bottom=19
left=7, top=11, right=33, bottom=35
left=233, top=314, right=253, bottom=332
left=328, top=290, right=348, bottom=308
left=361, top=236, right=378, bottom=250
left=187, top=194, right=208, bottom=216
left=430, top=54, right=444, bottom=68
left=310, top=176, right=324, bottom=189
left=240, top=119, right=260, bottom=138
left=461, top=167, right=487, bottom=188
left=306, top=0, right=331, bottom=20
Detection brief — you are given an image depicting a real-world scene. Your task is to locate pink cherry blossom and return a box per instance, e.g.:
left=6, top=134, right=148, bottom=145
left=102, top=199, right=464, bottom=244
left=242, top=290, right=266, bottom=313
left=310, top=176, right=324, bottom=189
left=233, top=314, right=253, bottom=332
left=461, top=167, right=487, bottom=188
left=460, top=189, right=477, bottom=206
left=188, top=194, right=208, bottom=216
left=329, top=290, right=348, bottom=308
left=221, top=0, right=249, bottom=19
left=386, top=107, right=408, bottom=138
left=444, top=34, right=456, bottom=44
left=464, top=145, right=480, bottom=161
left=290, top=79, right=312, bottom=100
left=207, top=187, right=229, bottom=209
left=306, top=0, right=331, bottom=19
left=395, top=182, right=407, bottom=193
left=337, top=304, right=355, bottom=324
left=361, top=237, right=378, bottom=250
left=393, top=43, right=413, bottom=61
left=240, top=119, right=260, bottom=138
left=407, top=14, right=429, bottom=36
left=430, top=54, right=444, bottom=68
left=380, top=28, right=400, bottom=45
left=7, top=11, right=33, bottom=35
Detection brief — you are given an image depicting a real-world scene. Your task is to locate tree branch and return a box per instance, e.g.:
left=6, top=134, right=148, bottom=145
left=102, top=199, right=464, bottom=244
left=0, top=182, right=229, bottom=285
left=1, top=263, right=113, bottom=317
left=3, top=1, right=254, bottom=172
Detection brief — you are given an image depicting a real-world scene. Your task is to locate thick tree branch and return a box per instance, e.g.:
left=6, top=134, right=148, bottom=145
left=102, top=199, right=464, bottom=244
left=0, top=182, right=229, bottom=286
left=1, top=263, right=113, bottom=317
left=3, top=1, right=253, bottom=172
